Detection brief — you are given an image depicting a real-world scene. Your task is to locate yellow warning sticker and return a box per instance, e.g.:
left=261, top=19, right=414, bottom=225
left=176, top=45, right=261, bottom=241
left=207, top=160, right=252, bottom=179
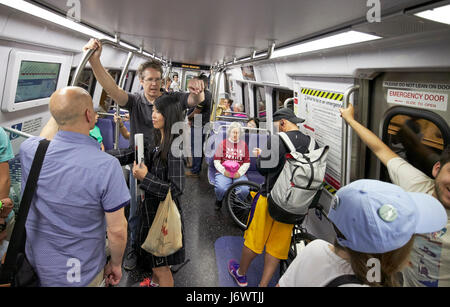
left=301, top=88, right=343, bottom=102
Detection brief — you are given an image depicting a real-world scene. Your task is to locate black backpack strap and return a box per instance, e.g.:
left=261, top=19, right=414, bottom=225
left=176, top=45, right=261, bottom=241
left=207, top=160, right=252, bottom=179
left=325, top=274, right=363, bottom=287
left=0, top=139, right=50, bottom=284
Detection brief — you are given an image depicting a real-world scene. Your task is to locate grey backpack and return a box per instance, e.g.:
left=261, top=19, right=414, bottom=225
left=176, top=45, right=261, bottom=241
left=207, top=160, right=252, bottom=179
left=268, top=132, right=329, bottom=224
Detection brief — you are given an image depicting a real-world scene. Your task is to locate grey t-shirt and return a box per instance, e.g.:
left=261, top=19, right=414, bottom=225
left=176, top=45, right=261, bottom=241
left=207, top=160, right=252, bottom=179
left=124, top=91, right=189, bottom=148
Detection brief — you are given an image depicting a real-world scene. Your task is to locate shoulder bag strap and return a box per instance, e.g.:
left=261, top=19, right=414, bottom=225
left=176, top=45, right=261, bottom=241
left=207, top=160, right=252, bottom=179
left=278, top=132, right=296, bottom=154
left=325, top=274, right=364, bottom=287
left=307, top=136, right=316, bottom=153
left=0, top=139, right=50, bottom=283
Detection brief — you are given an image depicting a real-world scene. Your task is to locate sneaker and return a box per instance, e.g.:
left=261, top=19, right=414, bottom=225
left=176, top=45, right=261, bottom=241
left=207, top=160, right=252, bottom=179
left=228, top=259, right=248, bottom=287
left=123, top=249, right=137, bottom=271
left=215, top=199, right=222, bottom=211
left=185, top=171, right=200, bottom=178
left=139, top=277, right=159, bottom=287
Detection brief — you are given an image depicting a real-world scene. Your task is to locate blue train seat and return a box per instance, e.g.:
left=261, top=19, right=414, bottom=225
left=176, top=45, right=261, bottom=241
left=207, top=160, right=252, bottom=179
left=96, top=118, right=114, bottom=151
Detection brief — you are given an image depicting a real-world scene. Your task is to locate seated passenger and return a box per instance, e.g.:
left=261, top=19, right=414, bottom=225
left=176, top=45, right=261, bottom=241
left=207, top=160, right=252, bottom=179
left=340, top=103, right=450, bottom=287
left=216, top=98, right=232, bottom=117
left=164, top=76, right=173, bottom=93
left=232, top=103, right=247, bottom=118
left=247, top=117, right=260, bottom=129
left=89, top=112, right=105, bottom=151
left=213, top=122, right=250, bottom=210
left=257, top=101, right=266, bottom=118
left=278, top=179, right=447, bottom=287
left=114, top=113, right=131, bottom=140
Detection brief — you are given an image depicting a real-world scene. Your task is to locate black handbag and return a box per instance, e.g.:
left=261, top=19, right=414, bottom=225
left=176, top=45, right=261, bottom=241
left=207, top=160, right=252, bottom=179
left=0, top=139, right=50, bottom=287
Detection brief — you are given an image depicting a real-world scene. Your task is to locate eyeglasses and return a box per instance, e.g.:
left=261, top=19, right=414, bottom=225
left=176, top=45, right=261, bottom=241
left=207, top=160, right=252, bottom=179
left=143, top=78, right=162, bottom=84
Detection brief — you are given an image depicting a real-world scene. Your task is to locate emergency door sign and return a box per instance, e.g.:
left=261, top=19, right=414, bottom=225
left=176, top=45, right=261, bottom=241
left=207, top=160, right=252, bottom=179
left=387, top=89, right=448, bottom=112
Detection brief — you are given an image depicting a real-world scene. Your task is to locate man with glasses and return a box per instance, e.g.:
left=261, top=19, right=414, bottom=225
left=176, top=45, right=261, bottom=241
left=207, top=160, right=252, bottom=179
left=83, top=39, right=205, bottom=271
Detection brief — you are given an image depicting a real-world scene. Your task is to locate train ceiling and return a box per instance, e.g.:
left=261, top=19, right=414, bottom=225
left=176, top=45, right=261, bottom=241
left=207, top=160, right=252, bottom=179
left=23, top=0, right=450, bottom=66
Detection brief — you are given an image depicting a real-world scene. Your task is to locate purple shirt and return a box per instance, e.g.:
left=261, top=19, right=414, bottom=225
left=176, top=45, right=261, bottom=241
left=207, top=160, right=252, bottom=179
left=20, top=131, right=130, bottom=286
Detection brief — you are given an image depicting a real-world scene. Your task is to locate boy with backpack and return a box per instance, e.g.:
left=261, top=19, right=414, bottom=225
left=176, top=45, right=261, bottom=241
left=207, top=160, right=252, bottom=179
left=228, top=108, right=321, bottom=287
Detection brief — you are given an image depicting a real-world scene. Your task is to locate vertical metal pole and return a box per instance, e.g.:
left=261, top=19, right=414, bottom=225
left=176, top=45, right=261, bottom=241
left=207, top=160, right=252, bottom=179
left=341, top=85, right=360, bottom=187
left=71, top=49, right=95, bottom=86
left=214, top=71, right=223, bottom=122
left=114, top=51, right=134, bottom=149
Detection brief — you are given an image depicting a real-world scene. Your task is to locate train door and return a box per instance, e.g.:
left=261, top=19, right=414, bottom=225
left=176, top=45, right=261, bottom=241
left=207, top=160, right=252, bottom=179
left=365, top=72, right=450, bottom=182
left=292, top=77, right=357, bottom=243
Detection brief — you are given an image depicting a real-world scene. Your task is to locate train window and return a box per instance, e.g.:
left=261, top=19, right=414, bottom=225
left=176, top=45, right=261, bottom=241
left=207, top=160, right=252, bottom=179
left=228, top=82, right=245, bottom=114
left=381, top=107, right=450, bottom=180
left=253, top=86, right=266, bottom=119
left=68, top=68, right=97, bottom=97
left=95, top=70, right=122, bottom=111
left=272, top=89, right=293, bottom=111
left=124, top=71, right=136, bottom=92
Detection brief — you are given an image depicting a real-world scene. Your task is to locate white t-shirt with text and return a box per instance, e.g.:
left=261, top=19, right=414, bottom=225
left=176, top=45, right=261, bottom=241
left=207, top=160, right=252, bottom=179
left=387, top=157, right=450, bottom=287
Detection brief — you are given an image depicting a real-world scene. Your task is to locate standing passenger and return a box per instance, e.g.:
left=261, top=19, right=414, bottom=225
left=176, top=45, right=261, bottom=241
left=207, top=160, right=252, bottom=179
left=83, top=38, right=204, bottom=270
left=89, top=112, right=105, bottom=151
left=111, top=95, right=185, bottom=287
left=186, top=74, right=212, bottom=177
left=228, top=108, right=314, bottom=287
left=278, top=180, right=447, bottom=287
left=0, top=127, right=14, bottom=259
left=21, top=87, right=130, bottom=286
left=340, top=103, right=450, bottom=287
left=170, top=74, right=181, bottom=92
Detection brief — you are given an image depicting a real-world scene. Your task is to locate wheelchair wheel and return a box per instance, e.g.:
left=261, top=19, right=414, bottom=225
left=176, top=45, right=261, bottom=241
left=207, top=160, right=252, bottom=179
left=224, top=180, right=261, bottom=230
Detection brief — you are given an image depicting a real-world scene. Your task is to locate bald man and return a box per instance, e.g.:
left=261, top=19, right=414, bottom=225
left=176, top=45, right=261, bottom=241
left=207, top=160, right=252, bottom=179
left=20, top=87, right=130, bottom=287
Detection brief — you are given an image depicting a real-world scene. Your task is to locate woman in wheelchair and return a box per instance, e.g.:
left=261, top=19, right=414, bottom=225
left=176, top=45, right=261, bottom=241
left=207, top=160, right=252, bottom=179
left=213, top=122, right=250, bottom=210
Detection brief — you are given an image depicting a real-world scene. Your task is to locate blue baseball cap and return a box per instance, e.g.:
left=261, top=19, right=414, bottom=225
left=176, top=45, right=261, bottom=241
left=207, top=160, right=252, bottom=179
left=328, top=179, right=447, bottom=254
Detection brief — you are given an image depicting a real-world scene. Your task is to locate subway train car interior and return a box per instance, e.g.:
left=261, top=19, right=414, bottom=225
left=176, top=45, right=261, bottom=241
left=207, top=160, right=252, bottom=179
left=0, top=0, right=449, bottom=289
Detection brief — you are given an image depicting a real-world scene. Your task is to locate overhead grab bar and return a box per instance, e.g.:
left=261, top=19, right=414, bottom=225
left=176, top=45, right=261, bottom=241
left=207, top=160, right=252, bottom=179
left=213, top=42, right=275, bottom=70
left=213, top=124, right=271, bottom=135
left=340, top=85, right=360, bottom=188
left=213, top=71, right=224, bottom=122
left=71, top=38, right=167, bottom=87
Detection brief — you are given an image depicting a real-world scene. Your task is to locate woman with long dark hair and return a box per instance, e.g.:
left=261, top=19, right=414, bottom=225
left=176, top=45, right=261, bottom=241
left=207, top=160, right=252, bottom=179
left=112, top=95, right=185, bottom=287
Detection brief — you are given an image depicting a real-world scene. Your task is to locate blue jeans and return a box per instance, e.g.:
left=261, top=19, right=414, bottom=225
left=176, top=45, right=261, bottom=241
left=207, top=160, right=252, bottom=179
left=191, top=126, right=205, bottom=174
left=214, top=173, right=249, bottom=201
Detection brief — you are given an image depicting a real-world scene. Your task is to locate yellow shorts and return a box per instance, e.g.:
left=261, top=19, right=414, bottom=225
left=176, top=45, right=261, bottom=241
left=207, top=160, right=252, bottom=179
left=243, top=194, right=294, bottom=260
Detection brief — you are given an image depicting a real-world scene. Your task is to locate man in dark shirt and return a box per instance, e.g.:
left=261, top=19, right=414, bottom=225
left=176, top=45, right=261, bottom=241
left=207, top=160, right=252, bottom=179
left=186, top=73, right=212, bottom=177
left=228, top=108, right=314, bottom=287
left=84, top=39, right=205, bottom=270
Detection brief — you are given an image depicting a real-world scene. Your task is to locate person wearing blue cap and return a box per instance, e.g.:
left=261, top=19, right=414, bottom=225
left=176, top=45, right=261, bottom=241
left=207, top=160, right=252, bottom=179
left=340, top=103, right=450, bottom=287
left=278, top=179, right=447, bottom=287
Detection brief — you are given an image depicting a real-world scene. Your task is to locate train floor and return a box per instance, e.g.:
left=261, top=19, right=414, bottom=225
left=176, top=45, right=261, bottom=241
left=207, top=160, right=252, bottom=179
left=117, top=163, right=244, bottom=287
